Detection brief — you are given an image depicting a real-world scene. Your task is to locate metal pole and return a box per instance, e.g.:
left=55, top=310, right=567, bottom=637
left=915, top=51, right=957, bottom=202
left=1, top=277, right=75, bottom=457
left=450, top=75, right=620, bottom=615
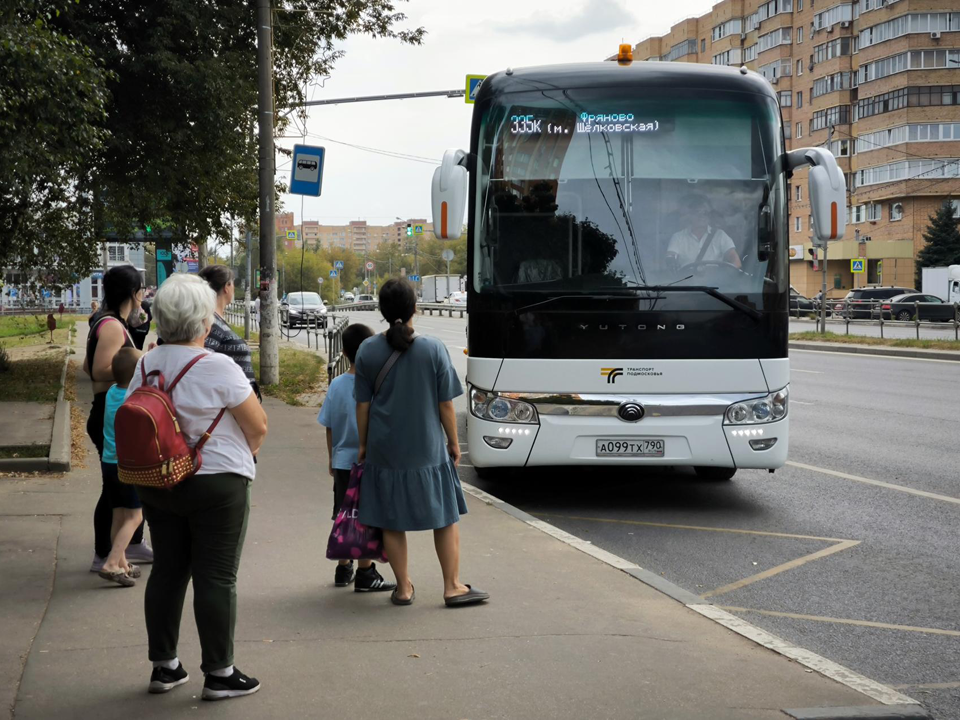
left=257, top=0, right=278, bottom=385
left=819, top=241, right=828, bottom=334
left=244, top=230, right=252, bottom=341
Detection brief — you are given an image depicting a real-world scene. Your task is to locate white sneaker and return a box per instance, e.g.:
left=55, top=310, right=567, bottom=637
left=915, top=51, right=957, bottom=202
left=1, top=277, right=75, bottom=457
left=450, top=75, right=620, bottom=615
left=126, top=541, right=154, bottom=564
left=90, top=554, right=105, bottom=573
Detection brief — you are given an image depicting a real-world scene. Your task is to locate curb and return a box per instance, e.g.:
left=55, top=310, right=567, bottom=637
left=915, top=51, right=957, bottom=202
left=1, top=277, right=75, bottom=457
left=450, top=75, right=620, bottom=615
left=460, top=481, right=925, bottom=717
left=790, top=341, right=960, bottom=362
left=48, top=400, right=71, bottom=473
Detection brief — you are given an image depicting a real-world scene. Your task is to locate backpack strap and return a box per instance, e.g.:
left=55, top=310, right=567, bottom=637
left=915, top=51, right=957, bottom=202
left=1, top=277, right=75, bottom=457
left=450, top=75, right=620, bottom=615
left=167, top=353, right=208, bottom=393
left=373, top=332, right=419, bottom=397
left=195, top=408, right=226, bottom=453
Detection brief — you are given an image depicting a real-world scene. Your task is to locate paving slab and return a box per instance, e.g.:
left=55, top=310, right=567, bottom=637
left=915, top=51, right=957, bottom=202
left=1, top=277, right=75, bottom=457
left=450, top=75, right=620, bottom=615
left=0, top=403, right=54, bottom=448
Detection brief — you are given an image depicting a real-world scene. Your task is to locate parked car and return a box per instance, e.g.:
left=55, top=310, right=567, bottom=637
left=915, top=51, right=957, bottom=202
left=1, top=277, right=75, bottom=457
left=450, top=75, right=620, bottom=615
left=833, top=286, right=916, bottom=319
left=789, top=286, right=815, bottom=314
left=355, top=294, right=375, bottom=304
left=282, top=291, right=327, bottom=328
left=446, top=291, right=467, bottom=308
left=881, top=293, right=959, bottom=322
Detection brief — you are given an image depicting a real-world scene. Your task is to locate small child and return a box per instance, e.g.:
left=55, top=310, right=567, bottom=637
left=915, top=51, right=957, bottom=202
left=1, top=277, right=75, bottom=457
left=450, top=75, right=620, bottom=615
left=317, top=324, right=396, bottom=592
left=98, top=347, right=144, bottom=587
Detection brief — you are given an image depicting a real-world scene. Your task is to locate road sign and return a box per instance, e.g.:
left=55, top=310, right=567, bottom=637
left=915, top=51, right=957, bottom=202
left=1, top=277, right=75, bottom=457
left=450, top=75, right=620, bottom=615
left=290, top=144, right=325, bottom=196
left=851, top=259, right=865, bottom=273
left=365, top=261, right=375, bottom=271
left=317, top=277, right=324, bottom=285
left=465, top=75, right=486, bottom=104
left=414, top=225, right=424, bottom=235
left=409, top=275, right=420, bottom=282
left=329, top=269, right=338, bottom=278
left=441, top=249, right=455, bottom=262
left=334, top=260, right=344, bottom=270
left=363, top=279, right=370, bottom=287
left=286, top=230, right=297, bottom=240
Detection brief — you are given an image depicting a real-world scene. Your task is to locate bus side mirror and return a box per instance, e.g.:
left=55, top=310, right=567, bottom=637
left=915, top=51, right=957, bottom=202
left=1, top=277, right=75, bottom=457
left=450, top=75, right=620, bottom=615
left=786, top=147, right=846, bottom=243
left=432, top=149, right=468, bottom=239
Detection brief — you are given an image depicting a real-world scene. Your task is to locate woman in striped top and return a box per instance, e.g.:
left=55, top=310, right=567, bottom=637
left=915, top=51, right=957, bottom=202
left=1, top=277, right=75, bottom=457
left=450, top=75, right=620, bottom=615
left=198, top=266, right=260, bottom=401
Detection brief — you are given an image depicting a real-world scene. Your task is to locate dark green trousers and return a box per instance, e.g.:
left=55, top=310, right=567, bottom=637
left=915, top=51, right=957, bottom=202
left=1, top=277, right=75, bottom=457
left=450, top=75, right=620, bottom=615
left=139, top=473, right=251, bottom=674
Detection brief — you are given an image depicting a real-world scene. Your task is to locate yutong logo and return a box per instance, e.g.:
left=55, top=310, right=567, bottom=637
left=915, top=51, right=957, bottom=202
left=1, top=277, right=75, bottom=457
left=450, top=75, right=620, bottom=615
left=601, top=367, right=624, bottom=384
left=579, top=324, right=686, bottom=331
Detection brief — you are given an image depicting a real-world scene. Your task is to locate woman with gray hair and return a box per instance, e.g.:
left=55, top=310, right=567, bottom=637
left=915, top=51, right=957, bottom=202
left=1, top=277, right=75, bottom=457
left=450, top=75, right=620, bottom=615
left=126, top=274, right=268, bottom=702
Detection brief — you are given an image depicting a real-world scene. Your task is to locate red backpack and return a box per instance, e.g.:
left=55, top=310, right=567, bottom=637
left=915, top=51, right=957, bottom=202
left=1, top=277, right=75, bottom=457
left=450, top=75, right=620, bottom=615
left=116, top=355, right=225, bottom=490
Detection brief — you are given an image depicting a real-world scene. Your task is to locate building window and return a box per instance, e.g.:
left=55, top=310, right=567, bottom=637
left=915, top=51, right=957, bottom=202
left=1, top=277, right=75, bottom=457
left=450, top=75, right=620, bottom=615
left=744, top=44, right=758, bottom=62
left=796, top=216, right=802, bottom=231
left=759, top=27, right=793, bottom=53
left=856, top=123, right=960, bottom=153
left=713, top=48, right=743, bottom=65
left=809, top=214, right=814, bottom=230
left=701, top=38, right=706, bottom=54
left=712, top=19, right=743, bottom=42
left=798, top=59, right=804, bottom=76
left=828, top=138, right=852, bottom=156
left=797, top=91, right=803, bottom=108
left=784, top=124, right=792, bottom=139
left=798, top=27, right=804, bottom=44
left=851, top=204, right=865, bottom=223
left=859, top=49, right=960, bottom=85
left=855, top=158, right=960, bottom=187
left=778, top=90, right=792, bottom=106
left=951, top=199, right=960, bottom=219
left=890, top=202, right=904, bottom=221
left=797, top=122, right=803, bottom=139
left=814, top=4, right=854, bottom=32
left=107, top=245, right=126, bottom=263
left=796, top=185, right=803, bottom=201
left=798, top=0, right=803, bottom=10
left=811, top=105, right=852, bottom=131
left=866, top=203, right=882, bottom=221
left=813, top=37, right=853, bottom=65
left=662, top=39, right=698, bottom=62
left=813, top=71, right=854, bottom=98
left=859, top=13, right=960, bottom=50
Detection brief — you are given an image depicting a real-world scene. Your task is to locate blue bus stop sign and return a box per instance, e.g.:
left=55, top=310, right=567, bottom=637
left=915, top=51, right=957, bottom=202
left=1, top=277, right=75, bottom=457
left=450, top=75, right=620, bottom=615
left=290, top=144, right=325, bottom=196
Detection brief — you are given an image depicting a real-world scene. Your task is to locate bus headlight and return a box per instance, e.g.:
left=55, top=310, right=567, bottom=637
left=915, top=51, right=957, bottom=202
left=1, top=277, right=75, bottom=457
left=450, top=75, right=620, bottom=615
left=470, top=387, right=539, bottom=424
left=725, top=387, right=788, bottom=425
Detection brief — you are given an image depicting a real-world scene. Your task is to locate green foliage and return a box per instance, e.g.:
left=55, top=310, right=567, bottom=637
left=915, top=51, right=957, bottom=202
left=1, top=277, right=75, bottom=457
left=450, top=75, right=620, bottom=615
left=0, top=343, right=10, bottom=373
left=916, top=199, right=960, bottom=286
left=0, top=1, right=110, bottom=287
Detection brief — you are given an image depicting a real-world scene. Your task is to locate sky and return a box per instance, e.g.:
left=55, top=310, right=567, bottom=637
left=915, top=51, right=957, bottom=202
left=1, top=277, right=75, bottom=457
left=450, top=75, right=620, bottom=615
left=277, top=0, right=714, bottom=226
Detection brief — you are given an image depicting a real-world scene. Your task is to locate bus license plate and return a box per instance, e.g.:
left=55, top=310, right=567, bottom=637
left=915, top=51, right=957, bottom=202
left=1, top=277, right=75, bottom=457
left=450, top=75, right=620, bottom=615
left=596, top=439, right=665, bottom=457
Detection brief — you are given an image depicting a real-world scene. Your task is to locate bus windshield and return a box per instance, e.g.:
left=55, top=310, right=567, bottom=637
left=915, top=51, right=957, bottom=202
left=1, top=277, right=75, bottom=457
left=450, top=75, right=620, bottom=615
left=475, top=88, right=787, bottom=304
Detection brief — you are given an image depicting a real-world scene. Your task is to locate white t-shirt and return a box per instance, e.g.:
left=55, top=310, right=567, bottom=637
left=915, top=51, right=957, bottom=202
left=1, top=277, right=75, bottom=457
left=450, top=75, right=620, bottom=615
left=666, top=226, right=737, bottom=267
left=125, top=345, right=256, bottom=480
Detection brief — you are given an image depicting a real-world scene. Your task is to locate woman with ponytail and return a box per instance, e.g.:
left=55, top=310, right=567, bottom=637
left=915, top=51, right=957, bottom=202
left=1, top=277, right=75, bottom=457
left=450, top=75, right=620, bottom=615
left=354, top=279, right=489, bottom=607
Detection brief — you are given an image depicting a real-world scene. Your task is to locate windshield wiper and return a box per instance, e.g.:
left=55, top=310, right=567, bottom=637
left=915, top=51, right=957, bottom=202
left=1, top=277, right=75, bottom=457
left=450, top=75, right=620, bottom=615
left=513, top=292, right=640, bottom=314
left=605, top=285, right=762, bottom=322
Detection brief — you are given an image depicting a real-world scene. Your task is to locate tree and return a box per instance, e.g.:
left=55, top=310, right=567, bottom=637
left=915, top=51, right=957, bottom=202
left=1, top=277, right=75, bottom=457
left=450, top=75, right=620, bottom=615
left=916, top=199, right=960, bottom=285
left=0, top=1, right=110, bottom=288
left=54, top=0, right=424, bottom=252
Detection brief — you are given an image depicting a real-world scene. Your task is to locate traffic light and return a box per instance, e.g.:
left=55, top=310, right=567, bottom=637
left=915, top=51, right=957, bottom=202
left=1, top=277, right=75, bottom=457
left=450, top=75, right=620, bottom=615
left=406, top=224, right=413, bottom=237
left=145, top=225, right=152, bottom=234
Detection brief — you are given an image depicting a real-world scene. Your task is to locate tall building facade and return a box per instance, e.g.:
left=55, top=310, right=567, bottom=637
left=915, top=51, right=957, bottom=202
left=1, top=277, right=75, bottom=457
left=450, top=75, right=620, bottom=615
left=627, top=0, right=960, bottom=297
left=298, top=218, right=435, bottom=253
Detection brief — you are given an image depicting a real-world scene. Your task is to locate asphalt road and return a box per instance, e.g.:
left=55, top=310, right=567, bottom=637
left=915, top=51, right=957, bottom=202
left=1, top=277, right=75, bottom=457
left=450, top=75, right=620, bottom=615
left=295, top=310, right=960, bottom=718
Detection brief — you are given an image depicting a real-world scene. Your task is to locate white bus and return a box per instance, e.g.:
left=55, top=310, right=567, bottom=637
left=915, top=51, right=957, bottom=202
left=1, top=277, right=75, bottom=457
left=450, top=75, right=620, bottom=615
left=432, top=56, right=845, bottom=480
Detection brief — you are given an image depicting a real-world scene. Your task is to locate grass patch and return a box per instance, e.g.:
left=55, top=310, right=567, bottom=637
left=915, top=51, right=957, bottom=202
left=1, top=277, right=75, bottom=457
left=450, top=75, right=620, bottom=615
left=252, top=345, right=324, bottom=406
left=229, top=323, right=259, bottom=344
left=0, top=445, right=49, bottom=459
left=0, top=314, right=79, bottom=338
left=0, top=351, right=66, bottom=402
left=790, top=331, right=960, bottom=351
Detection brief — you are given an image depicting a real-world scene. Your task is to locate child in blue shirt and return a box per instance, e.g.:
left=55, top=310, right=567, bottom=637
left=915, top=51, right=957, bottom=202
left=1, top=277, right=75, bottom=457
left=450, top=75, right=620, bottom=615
left=318, top=323, right=396, bottom=593
left=98, top=347, right=144, bottom=587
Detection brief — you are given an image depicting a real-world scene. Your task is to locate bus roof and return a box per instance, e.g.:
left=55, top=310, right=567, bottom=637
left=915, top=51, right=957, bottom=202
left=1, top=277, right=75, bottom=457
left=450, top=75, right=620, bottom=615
left=476, top=61, right=776, bottom=105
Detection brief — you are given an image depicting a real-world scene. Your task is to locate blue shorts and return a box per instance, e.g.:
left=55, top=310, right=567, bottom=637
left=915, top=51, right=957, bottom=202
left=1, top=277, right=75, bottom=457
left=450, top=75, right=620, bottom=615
left=101, top=462, right=142, bottom=510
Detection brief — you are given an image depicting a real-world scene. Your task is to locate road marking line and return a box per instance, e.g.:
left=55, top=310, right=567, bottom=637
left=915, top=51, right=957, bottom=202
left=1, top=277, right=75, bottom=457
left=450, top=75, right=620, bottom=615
left=892, top=681, right=960, bottom=690
left=787, top=461, right=960, bottom=506
left=792, top=369, right=823, bottom=374
left=531, top=513, right=850, bottom=543
left=720, top=606, right=960, bottom=638
left=702, top=540, right=860, bottom=598
left=792, top=400, right=815, bottom=405
left=791, top=348, right=960, bottom=365
left=460, top=483, right=918, bottom=707
left=688, top=605, right=919, bottom=706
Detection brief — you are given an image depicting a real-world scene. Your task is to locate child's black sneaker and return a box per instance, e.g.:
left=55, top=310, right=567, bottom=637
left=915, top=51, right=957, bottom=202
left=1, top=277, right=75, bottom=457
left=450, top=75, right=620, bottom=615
left=354, top=562, right=397, bottom=593
left=201, top=667, right=260, bottom=701
left=334, top=561, right=355, bottom=587
left=148, top=662, right=189, bottom=693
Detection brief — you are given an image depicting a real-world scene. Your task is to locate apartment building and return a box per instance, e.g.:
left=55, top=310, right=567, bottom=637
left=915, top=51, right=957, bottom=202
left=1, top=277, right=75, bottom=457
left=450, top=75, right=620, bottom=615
left=626, top=0, right=960, bottom=297
left=303, top=218, right=435, bottom=253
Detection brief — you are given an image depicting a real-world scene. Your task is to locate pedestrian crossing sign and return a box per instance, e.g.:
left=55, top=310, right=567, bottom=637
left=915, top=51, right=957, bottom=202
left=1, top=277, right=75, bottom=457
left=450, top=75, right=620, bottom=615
left=414, top=225, right=424, bottom=235
left=465, top=75, right=486, bottom=104
left=851, top=259, right=865, bottom=273
left=286, top=230, right=297, bottom=240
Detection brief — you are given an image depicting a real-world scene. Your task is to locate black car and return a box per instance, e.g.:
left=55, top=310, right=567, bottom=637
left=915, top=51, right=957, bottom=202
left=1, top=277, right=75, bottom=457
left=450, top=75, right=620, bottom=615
left=881, top=293, right=958, bottom=322
left=789, top=287, right=815, bottom=314
left=834, top=287, right=916, bottom=319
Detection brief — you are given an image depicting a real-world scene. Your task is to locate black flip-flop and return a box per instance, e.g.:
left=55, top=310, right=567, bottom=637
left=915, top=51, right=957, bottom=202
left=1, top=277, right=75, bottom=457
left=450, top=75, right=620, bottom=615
left=391, top=584, right=415, bottom=606
left=444, top=585, right=489, bottom=607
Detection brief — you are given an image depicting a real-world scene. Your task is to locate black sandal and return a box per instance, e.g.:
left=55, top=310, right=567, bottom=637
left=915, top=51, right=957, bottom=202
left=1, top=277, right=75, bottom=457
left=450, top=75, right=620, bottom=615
left=444, top=585, right=489, bottom=607
left=391, top=584, right=415, bottom=606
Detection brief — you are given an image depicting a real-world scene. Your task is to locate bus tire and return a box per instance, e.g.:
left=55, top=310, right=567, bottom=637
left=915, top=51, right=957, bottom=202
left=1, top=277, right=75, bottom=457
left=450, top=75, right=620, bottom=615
left=474, top=466, right=504, bottom=481
left=694, top=466, right=737, bottom=481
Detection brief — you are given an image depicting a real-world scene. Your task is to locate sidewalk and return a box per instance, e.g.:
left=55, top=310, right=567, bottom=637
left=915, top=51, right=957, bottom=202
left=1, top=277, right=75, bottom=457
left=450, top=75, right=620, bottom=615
left=0, top=369, right=918, bottom=720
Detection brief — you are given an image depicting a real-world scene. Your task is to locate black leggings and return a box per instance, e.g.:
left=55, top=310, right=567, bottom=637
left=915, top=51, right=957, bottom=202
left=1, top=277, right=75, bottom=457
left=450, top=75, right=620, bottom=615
left=88, top=393, right=145, bottom=557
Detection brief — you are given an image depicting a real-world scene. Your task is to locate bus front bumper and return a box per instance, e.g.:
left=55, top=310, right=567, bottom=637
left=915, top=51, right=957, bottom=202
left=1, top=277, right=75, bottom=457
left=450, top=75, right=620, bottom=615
left=467, top=413, right=788, bottom=470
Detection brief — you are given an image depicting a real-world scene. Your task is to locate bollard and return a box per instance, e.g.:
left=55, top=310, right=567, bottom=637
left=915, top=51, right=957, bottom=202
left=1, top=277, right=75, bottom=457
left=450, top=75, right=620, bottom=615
left=915, top=301, right=920, bottom=340
left=844, top=301, right=850, bottom=335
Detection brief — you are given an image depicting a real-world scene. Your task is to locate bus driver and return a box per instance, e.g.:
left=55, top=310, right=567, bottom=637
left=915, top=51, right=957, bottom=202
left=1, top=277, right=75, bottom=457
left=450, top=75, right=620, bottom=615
left=665, top=194, right=742, bottom=272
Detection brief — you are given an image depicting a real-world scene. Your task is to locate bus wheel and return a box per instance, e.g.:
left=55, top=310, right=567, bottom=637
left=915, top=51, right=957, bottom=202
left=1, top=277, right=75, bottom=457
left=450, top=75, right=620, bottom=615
left=694, top=466, right=737, bottom=481
left=474, top=466, right=504, bottom=482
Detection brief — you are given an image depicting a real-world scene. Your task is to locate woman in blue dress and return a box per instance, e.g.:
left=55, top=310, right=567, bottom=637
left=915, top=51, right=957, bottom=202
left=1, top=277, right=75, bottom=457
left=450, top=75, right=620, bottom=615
left=355, top=279, right=489, bottom=607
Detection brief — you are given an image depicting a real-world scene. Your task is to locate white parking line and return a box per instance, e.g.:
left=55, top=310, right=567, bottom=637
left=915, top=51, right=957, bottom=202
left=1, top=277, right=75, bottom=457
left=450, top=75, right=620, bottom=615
left=787, top=460, right=960, bottom=506
left=792, top=369, right=823, bottom=374
left=792, top=400, right=815, bottom=405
